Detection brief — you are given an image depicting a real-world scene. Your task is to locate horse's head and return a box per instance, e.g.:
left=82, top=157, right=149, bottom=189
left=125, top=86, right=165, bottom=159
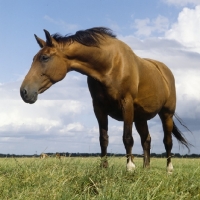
left=20, top=30, right=68, bottom=104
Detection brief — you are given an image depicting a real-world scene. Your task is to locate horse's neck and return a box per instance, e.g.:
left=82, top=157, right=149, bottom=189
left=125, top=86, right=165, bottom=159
left=66, top=42, right=113, bottom=81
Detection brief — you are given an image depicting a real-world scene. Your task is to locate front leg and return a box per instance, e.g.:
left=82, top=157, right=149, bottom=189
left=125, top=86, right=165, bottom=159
left=135, top=120, right=151, bottom=168
left=93, top=101, right=109, bottom=168
left=99, top=129, right=109, bottom=168
left=121, top=97, right=135, bottom=171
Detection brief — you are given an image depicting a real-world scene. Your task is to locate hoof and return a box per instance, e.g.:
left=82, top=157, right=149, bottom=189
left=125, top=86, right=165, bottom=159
left=167, top=162, right=173, bottom=174
left=127, top=160, right=136, bottom=172
left=143, top=165, right=150, bottom=169
left=100, top=158, right=108, bottom=168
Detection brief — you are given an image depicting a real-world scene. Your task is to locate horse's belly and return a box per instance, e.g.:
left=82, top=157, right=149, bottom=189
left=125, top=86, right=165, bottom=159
left=108, top=102, right=159, bottom=122
left=134, top=107, right=158, bottom=121
left=108, top=106, right=157, bottom=121
left=134, top=101, right=161, bottom=121
left=108, top=110, right=123, bottom=121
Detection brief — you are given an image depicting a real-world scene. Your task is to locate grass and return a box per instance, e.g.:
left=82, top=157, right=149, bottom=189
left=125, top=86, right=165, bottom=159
left=0, top=157, right=199, bottom=199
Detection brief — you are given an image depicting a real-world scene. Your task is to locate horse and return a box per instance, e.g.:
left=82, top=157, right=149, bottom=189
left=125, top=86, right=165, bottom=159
left=56, top=153, right=61, bottom=159
left=20, top=27, right=190, bottom=173
left=40, top=153, right=48, bottom=159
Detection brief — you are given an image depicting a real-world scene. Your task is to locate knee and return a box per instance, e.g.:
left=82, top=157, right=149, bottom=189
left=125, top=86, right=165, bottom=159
left=100, top=135, right=108, bottom=141
left=142, top=134, right=151, bottom=149
left=143, top=138, right=151, bottom=150
left=146, top=134, right=151, bottom=143
left=100, top=135, right=109, bottom=146
left=123, top=136, right=133, bottom=146
left=147, top=134, right=151, bottom=140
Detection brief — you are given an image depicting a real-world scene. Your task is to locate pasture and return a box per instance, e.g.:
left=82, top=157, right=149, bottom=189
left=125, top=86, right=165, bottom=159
left=0, top=157, right=199, bottom=199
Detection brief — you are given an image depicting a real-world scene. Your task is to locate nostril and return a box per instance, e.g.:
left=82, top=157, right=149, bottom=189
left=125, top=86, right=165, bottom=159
left=20, top=88, right=28, bottom=98
left=23, top=89, right=27, bottom=95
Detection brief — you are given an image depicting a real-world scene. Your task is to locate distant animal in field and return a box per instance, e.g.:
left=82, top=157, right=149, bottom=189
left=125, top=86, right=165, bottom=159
left=40, top=153, right=48, bottom=159
left=20, top=27, right=191, bottom=173
left=56, top=153, right=61, bottom=159
left=55, top=153, right=66, bottom=159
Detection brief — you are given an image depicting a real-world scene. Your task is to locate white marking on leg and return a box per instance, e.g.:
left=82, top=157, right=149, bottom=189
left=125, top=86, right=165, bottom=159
left=167, top=162, right=173, bottom=174
left=126, top=156, right=135, bottom=171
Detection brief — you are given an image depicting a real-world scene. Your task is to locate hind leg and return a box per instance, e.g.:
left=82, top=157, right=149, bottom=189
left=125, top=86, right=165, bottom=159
left=135, top=121, right=151, bottom=168
left=159, top=112, right=174, bottom=174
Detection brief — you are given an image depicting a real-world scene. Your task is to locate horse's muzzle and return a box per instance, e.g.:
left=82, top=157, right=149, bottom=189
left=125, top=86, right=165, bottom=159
left=20, top=87, right=38, bottom=104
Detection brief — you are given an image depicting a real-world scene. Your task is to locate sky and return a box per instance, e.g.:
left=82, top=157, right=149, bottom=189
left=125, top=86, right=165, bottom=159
left=0, top=0, right=200, bottom=156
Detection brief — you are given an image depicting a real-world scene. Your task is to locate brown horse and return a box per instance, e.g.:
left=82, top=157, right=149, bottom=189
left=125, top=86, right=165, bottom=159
left=20, top=27, right=190, bottom=173
left=56, top=153, right=61, bottom=159
left=40, top=153, right=48, bottom=159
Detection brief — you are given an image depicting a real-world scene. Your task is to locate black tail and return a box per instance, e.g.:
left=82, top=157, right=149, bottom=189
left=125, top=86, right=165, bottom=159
left=172, top=114, right=192, bottom=152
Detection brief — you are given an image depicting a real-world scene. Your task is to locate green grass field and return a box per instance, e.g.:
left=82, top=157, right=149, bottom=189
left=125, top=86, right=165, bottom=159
left=0, top=157, right=199, bottom=200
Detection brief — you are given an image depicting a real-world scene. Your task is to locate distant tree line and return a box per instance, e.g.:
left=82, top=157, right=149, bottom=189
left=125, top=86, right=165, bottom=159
left=0, top=152, right=199, bottom=158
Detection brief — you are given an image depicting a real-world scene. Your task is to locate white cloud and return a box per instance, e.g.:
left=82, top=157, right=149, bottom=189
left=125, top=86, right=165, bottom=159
left=60, top=122, right=84, bottom=134
left=131, top=15, right=169, bottom=37
left=131, top=5, right=200, bottom=53
left=165, top=5, right=200, bottom=53
left=0, top=100, right=85, bottom=134
left=163, top=0, right=200, bottom=6
left=0, top=73, right=89, bottom=137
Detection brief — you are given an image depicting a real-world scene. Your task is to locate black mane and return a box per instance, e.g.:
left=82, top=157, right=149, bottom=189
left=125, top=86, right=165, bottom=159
left=51, top=27, right=116, bottom=47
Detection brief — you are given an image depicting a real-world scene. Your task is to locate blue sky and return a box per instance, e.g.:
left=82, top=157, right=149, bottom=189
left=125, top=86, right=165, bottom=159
left=0, top=0, right=200, bottom=156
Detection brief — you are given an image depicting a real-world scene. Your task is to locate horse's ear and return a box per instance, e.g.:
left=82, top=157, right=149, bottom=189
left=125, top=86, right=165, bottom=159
left=43, top=29, right=58, bottom=47
left=34, top=34, right=46, bottom=48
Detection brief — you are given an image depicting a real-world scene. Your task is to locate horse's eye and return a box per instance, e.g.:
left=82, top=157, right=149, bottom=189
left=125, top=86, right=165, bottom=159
left=40, top=55, right=50, bottom=62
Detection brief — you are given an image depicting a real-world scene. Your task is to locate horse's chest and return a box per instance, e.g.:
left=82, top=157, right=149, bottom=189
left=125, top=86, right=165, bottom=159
left=91, top=87, right=123, bottom=120
left=88, top=77, right=125, bottom=121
